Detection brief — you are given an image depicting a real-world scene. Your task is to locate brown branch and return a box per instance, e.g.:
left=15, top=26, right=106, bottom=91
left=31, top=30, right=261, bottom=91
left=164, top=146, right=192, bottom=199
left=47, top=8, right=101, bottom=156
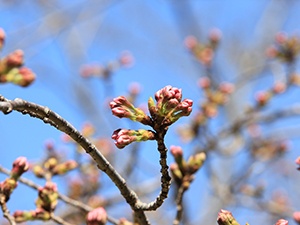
left=0, top=194, right=16, bottom=225
left=0, top=96, right=150, bottom=224
left=50, top=213, right=74, bottom=225
left=173, top=185, right=186, bottom=225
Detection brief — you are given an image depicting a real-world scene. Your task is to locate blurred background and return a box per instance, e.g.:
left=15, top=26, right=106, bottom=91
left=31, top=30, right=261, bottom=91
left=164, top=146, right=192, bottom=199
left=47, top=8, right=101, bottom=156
left=1, top=0, right=300, bottom=224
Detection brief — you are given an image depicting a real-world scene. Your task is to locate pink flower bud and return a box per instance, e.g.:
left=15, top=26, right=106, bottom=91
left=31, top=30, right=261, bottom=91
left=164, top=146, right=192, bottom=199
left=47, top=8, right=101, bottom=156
left=217, top=209, right=240, bottom=225
left=119, top=51, right=134, bottom=67
left=11, top=156, right=29, bottom=178
left=275, top=32, right=287, bottom=45
left=273, top=81, right=286, bottom=94
left=293, top=211, right=300, bottom=224
left=18, top=67, right=35, bottom=87
left=112, top=129, right=155, bottom=149
left=209, top=28, right=222, bottom=44
left=0, top=28, right=5, bottom=48
left=198, top=77, right=211, bottom=89
left=219, top=82, right=235, bottom=94
left=170, top=145, right=183, bottom=158
left=255, top=91, right=271, bottom=106
left=184, top=35, right=198, bottom=49
left=6, top=49, right=24, bottom=67
left=86, top=207, right=107, bottom=225
left=266, top=46, right=278, bottom=58
left=275, top=219, right=289, bottom=225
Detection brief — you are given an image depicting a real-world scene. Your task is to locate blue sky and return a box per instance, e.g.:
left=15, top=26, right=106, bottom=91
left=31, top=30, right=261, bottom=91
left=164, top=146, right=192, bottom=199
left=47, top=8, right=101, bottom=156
left=1, top=1, right=300, bottom=224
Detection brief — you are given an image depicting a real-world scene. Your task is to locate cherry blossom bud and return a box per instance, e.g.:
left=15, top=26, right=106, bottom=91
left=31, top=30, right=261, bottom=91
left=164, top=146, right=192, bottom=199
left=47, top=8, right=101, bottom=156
left=266, top=46, right=278, bottom=58
left=112, top=129, right=155, bottom=149
left=33, top=165, right=45, bottom=178
left=6, top=49, right=24, bottom=68
left=82, top=122, right=95, bottom=137
left=187, top=152, right=206, bottom=174
left=52, top=160, right=78, bottom=175
left=209, top=28, right=222, bottom=45
left=34, top=208, right=51, bottom=221
left=293, top=212, right=300, bottom=224
left=170, top=163, right=183, bottom=183
left=0, top=178, right=17, bottom=201
left=11, top=156, right=29, bottom=179
left=273, top=82, right=286, bottom=94
left=275, top=32, right=287, bottom=45
left=217, top=209, right=240, bottom=225
left=119, top=51, right=134, bottom=67
left=0, top=28, right=5, bottom=50
left=184, top=35, right=198, bottom=49
left=219, top=82, right=235, bottom=94
left=170, top=145, right=184, bottom=168
left=275, top=219, right=289, bottom=225
left=110, top=96, right=151, bottom=125
left=86, top=207, right=107, bottom=225
left=198, top=77, right=211, bottom=89
left=255, top=91, right=271, bottom=106
left=13, top=210, right=36, bottom=223
left=36, top=182, right=58, bottom=212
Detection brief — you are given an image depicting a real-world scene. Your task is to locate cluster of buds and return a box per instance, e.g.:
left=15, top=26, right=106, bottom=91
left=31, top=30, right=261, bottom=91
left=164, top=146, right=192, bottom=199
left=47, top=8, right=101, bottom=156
left=217, top=209, right=240, bottom=225
left=110, top=86, right=193, bottom=149
left=33, top=157, right=77, bottom=178
left=170, top=145, right=206, bottom=189
left=80, top=51, right=134, bottom=79
left=184, top=29, right=222, bottom=66
left=250, top=138, right=288, bottom=161
left=0, top=157, right=29, bottom=201
left=36, top=181, right=58, bottom=212
left=275, top=219, right=289, bottom=225
left=0, top=28, right=35, bottom=87
left=266, top=32, right=300, bottom=63
left=13, top=208, right=51, bottom=223
left=254, top=81, right=287, bottom=108
left=86, top=207, right=107, bottom=225
left=198, top=77, right=235, bottom=118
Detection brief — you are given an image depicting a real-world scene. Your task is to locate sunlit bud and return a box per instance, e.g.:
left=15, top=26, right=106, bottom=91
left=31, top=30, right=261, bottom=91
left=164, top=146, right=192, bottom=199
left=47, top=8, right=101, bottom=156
left=197, top=47, right=214, bottom=66
left=0, top=28, right=5, bottom=50
left=110, top=96, right=151, bottom=125
left=184, top=35, right=198, bottom=49
left=217, top=209, right=240, bottom=225
left=13, top=210, right=36, bottom=223
left=119, top=51, right=134, bottom=67
left=129, top=82, right=141, bottom=96
left=2, top=67, right=36, bottom=87
left=170, top=145, right=184, bottom=167
left=275, top=219, right=289, bottom=225
left=36, top=182, right=58, bottom=212
left=290, top=74, right=300, bottom=86
left=202, top=102, right=218, bottom=118
left=112, top=129, right=155, bottom=149
left=52, top=160, right=78, bottom=175
left=170, top=163, right=183, bottom=182
left=44, top=157, right=58, bottom=171
left=86, top=207, right=107, bottom=225
left=5, top=49, right=24, bottom=67
left=187, top=152, right=206, bottom=174
left=275, top=32, right=287, bottom=45
left=198, top=77, right=211, bottom=89
left=34, top=208, right=51, bottom=221
left=255, top=91, right=271, bottom=106
left=155, top=86, right=182, bottom=115
left=273, top=82, right=286, bottom=94
left=0, top=178, right=17, bottom=201
left=219, top=82, right=235, bottom=94
left=168, top=99, right=193, bottom=123
left=293, top=212, right=300, bottom=224
left=33, top=165, right=45, bottom=178
left=11, top=156, right=29, bottom=179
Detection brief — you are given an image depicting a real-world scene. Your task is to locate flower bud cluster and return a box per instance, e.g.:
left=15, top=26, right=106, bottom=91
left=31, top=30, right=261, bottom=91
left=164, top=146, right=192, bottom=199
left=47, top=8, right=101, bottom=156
left=198, top=78, right=235, bottom=118
left=86, top=207, right=107, bottom=225
left=217, top=209, right=240, bottom=225
left=13, top=208, right=51, bottom=223
left=275, top=219, right=289, bottom=225
left=0, top=28, right=35, bottom=87
left=170, top=145, right=206, bottom=189
left=80, top=51, right=134, bottom=79
left=266, top=32, right=300, bottom=63
left=33, top=157, right=77, bottom=178
left=184, top=29, right=221, bottom=66
left=110, top=85, right=193, bottom=148
left=0, top=156, right=29, bottom=202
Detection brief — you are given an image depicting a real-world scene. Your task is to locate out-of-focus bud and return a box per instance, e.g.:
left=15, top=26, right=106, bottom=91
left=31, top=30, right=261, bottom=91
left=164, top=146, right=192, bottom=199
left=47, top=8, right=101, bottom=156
left=217, top=209, right=240, bottom=225
left=170, top=163, right=183, bottom=183
left=187, top=152, right=206, bottom=174
left=219, top=82, right=235, bottom=94
left=184, top=35, right=198, bottom=49
left=1, top=67, right=35, bottom=87
left=293, top=211, right=300, bottom=224
left=0, top=178, right=17, bottom=201
left=119, top=51, right=134, bottom=67
left=170, top=145, right=183, bottom=161
left=32, top=165, right=45, bottom=178
left=275, top=219, right=289, bottom=225
left=198, top=77, right=211, bottom=89
left=44, top=157, right=58, bottom=171
left=36, top=182, right=58, bottom=212
left=52, top=160, right=78, bottom=175
left=272, top=82, right=286, bottom=94
left=5, top=49, right=24, bottom=68
left=255, top=91, right=271, bottom=107
left=35, top=208, right=51, bottom=221
left=266, top=46, right=279, bottom=58
left=82, top=122, right=95, bottom=137
left=209, top=28, right=222, bottom=46
left=295, top=156, right=300, bottom=170
left=11, top=156, right=29, bottom=179
left=118, top=218, right=134, bottom=225
left=112, top=129, right=155, bottom=149
left=13, top=210, right=36, bottom=223
left=290, top=73, right=300, bottom=86
left=0, top=28, right=5, bottom=50
left=275, top=32, right=287, bottom=45
left=86, top=207, right=107, bottom=225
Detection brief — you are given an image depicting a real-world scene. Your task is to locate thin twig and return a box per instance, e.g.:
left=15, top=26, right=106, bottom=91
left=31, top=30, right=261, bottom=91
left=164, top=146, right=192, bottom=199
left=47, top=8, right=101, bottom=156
left=173, top=185, right=186, bottom=225
left=50, top=213, right=74, bottom=225
left=0, top=194, right=16, bottom=225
